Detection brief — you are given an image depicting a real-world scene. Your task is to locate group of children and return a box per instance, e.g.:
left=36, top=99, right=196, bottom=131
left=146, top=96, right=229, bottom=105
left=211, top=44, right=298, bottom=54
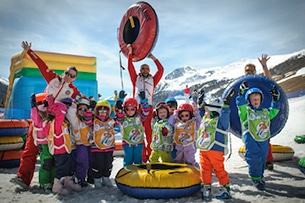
left=20, top=80, right=281, bottom=200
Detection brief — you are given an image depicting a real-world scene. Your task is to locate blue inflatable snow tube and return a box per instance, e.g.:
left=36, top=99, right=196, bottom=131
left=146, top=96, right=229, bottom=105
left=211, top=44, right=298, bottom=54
left=222, top=75, right=289, bottom=138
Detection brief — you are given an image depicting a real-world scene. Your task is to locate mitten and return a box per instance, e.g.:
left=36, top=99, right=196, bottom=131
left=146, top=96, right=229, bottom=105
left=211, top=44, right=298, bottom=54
left=115, top=100, right=123, bottom=111
left=30, top=93, right=36, bottom=108
left=239, top=81, right=249, bottom=96
left=139, top=91, right=145, bottom=100
left=270, top=85, right=280, bottom=101
left=115, top=112, right=124, bottom=123
left=119, top=90, right=127, bottom=99
left=223, top=88, right=236, bottom=106
left=162, top=127, right=168, bottom=136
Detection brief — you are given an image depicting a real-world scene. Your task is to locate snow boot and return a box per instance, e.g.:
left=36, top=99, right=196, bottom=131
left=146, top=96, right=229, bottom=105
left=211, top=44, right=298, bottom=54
left=52, top=178, right=70, bottom=195
left=10, top=176, right=29, bottom=190
left=64, top=176, right=82, bottom=192
left=78, top=178, right=88, bottom=187
left=251, top=179, right=265, bottom=191
left=102, top=177, right=113, bottom=187
left=266, top=162, right=274, bottom=170
left=215, top=184, right=232, bottom=199
left=201, top=184, right=212, bottom=201
left=94, top=178, right=102, bottom=188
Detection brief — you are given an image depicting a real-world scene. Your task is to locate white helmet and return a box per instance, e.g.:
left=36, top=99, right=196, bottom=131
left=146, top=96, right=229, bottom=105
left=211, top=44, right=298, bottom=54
left=206, top=98, right=223, bottom=114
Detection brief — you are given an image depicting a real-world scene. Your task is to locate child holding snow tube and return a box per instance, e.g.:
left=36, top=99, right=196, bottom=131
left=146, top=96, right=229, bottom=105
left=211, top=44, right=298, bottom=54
left=197, top=89, right=235, bottom=201
left=114, top=91, right=151, bottom=166
left=168, top=102, right=201, bottom=168
left=236, top=81, right=280, bottom=191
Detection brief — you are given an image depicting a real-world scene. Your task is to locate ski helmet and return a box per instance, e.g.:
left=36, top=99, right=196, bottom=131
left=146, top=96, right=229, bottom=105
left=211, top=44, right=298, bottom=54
left=35, top=93, right=48, bottom=104
left=206, top=98, right=223, bottom=114
left=245, top=87, right=263, bottom=103
left=165, top=97, right=178, bottom=109
left=155, top=101, right=170, bottom=118
left=123, top=98, right=138, bottom=109
left=95, top=100, right=111, bottom=117
left=177, top=103, right=193, bottom=117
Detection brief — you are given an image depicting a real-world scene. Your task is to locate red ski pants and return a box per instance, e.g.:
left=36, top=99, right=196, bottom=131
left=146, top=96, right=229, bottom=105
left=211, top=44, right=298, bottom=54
left=17, top=122, right=38, bottom=186
left=266, top=139, right=274, bottom=162
left=142, top=109, right=153, bottom=163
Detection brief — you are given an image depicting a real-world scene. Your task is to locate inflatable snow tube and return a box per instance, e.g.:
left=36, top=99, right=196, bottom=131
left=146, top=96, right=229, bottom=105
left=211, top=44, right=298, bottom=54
left=238, top=144, right=294, bottom=161
left=0, top=136, right=24, bottom=151
left=115, top=163, right=201, bottom=199
left=0, top=150, right=23, bottom=168
left=0, top=119, right=30, bottom=137
left=222, top=75, right=289, bottom=138
left=294, top=135, right=305, bottom=144
left=298, top=157, right=305, bottom=174
left=118, top=1, right=158, bottom=62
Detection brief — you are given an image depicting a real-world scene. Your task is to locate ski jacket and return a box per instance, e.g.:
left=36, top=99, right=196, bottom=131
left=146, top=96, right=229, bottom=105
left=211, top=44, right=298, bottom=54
left=128, top=53, right=164, bottom=106
left=236, top=95, right=280, bottom=141
left=151, top=118, right=174, bottom=152
left=196, top=107, right=230, bottom=153
left=91, top=118, right=116, bottom=152
left=27, top=49, right=80, bottom=101
left=31, top=107, right=49, bottom=145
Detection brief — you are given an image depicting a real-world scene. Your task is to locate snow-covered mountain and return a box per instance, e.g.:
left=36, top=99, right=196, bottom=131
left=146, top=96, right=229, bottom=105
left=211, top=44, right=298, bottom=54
left=154, top=49, right=305, bottom=103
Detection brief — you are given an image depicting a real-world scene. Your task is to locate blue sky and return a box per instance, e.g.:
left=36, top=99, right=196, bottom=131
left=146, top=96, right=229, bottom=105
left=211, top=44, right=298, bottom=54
left=1, top=0, right=305, bottom=99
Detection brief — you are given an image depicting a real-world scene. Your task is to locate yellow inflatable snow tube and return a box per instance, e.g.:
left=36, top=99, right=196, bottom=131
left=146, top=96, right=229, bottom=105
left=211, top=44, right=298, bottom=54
left=115, top=162, right=201, bottom=199
left=238, top=144, right=294, bottom=161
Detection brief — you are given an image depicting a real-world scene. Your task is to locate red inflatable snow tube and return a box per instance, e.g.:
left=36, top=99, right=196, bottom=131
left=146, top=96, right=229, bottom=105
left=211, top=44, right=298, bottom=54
left=118, top=1, right=159, bottom=62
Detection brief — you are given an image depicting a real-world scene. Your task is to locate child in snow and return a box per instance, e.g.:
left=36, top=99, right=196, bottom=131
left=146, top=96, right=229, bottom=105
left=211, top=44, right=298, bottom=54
left=168, top=102, right=201, bottom=168
left=197, top=89, right=235, bottom=201
left=30, top=93, right=55, bottom=191
left=149, top=102, right=174, bottom=163
left=66, top=97, right=92, bottom=187
left=165, top=97, right=178, bottom=160
left=115, top=92, right=151, bottom=166
left=236, top=81, right=280, bottom=190
left=86, top=100, right=116, bottom=188
left=46, top=97, right=82, bottom=195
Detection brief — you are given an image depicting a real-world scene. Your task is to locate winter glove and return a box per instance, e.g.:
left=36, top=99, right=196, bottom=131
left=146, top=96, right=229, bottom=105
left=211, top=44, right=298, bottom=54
left=30, top=93, right=37, bottom=108
left=162, top=127, right=168, bottom=136
left=270, top=85, right=280, bottom=101
left=74, top=94, right=82, bottom=104
left=115, top=100, right=123, bottom=111
left=139, top=91, right=145, bottom=100
left=239, top=81, right=249, bottom=96
left=119, top=90, right=127, bottom=99
left=89, top=100, right=97, bottom=109
left=223, top=88, right=236, bottom=106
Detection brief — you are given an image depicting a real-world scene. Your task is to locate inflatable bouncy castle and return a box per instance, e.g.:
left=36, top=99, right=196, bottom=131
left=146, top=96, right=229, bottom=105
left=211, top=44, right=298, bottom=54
left=5, top=50, right=98, bottom=119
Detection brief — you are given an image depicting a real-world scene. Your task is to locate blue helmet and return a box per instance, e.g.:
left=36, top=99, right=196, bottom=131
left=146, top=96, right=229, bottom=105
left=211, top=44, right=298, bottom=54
left=165, top=97, right=177, bottom=104
left=245, top=87, right=263, bottom=102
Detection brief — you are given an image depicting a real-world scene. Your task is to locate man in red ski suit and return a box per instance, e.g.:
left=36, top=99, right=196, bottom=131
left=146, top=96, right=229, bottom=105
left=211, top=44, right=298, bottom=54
left=127, top=44, right=164, bottom=163
left=10, top=41, right=81, bottom=189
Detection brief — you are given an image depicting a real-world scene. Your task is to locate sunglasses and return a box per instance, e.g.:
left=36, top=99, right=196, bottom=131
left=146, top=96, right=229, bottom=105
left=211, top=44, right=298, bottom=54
left=65, top=71, right=76, bottom=78
left=125, top=107, right=136, bottom=112
left=98, top=109, right=108, bottom=113
left=245, top=69, right=255, bottom=73
left=141, top=67, right=150, bottom=71
left=180, top=113, right=190, bottom=118
left=78, top=107, right=88, bottom=112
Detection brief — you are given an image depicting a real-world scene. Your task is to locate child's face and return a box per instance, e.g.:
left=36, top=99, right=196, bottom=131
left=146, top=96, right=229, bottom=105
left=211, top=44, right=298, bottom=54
left=125, top=106, right=136, bottom=117
left=98, top=106, right=109, bottom=117
left=249, top=93, right=262, bottom=107
left=179, top=111, right=191, bottom=122
left=77, top=104, right=88, bottom=116
left=166, top=102, right=177, bottom=114
left=158, top=108, right=168, bottom=119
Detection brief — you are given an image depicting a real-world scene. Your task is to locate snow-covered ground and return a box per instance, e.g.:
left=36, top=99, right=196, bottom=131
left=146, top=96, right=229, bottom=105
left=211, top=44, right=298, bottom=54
left=0, top=96, right=304, bottom=203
